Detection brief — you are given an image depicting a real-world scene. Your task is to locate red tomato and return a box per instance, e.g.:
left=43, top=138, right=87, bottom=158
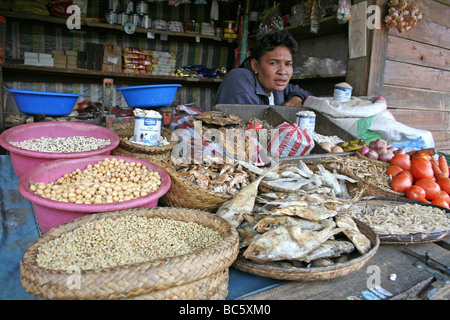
left=396, top=170, right=413, bottom=183
left=431, top=198, right=450, bottom=209
left=390, top=173, right=413, bottom=192
left=390, top=154, right=411, bottom=171
left=412, top=153, right=432, bottom=162
left=415, top=179, right=441, bottom=200
left=410, top=158, right=434, bottom=180
left=437, top=177, right=450, bottom=194
left=386, top=165, right=403, bottom=178
left=436, top=191, right=450, bottom=205
left=406, top=185, right=426, bottom=201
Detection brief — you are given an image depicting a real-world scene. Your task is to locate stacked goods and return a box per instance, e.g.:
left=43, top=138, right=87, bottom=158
left=384, top=0, right=422, bottom=33
left=123, top=48, right=176, bottom=76
left=151, top=51, right=177, bottom=76
left=102, top=44, right=122, bottom=73
left=123, top=48, right=152, bottom=74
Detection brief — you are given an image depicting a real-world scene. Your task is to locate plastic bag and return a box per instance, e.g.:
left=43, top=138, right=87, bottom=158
left=268, top=122, right=315, bottom=158
left=336, top=0, right=351, bottom=24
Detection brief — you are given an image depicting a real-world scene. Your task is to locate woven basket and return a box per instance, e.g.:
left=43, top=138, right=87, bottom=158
left=320, top=156, right=404, bottom=198
left=20, top=207, right=239, bottom=300
left=234, top=219, right=379, bottom=281
left=110, top=147, right=235, bottom=211
left=109, top=122, right=176, bottom=159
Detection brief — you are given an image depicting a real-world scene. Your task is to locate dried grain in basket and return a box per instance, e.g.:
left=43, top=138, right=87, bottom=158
left=110, top=146, right=235, bottom=211
left=320, top=156, right=405, bottom=198
left=20, top=207, right=239, bottom=300
left=109, top=122, right=176, bottom=156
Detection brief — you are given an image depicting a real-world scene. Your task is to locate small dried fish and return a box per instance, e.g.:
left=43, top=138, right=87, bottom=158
left=310, top=258, right=335, bottom=267
left=335, top=214, right=371, bottom=255
left=237, top=221, right=261, bottom=248
left=216, top=165, right=279, bottom=228
left=253, top=215, right=325, bottom=233
left=263, top=205, right=340, bottom=221
left=243, top=224, right=345, bottom=261
left=300, top=240, right=355, bottom=262
left=317, top=164, right=341, bottom=196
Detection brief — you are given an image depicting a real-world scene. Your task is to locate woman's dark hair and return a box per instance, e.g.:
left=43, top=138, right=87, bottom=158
left=252, top=30, right=298, bottom=61
left=239, top=30, right=298, bottom=68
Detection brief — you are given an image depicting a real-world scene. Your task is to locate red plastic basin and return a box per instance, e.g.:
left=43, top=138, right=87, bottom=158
left=18, top=155, right=171, bottom=233
left=0, top=122, right=120, bottom=178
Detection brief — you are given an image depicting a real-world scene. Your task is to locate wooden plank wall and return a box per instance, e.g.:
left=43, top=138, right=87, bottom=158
left=381, top=0, right=450, bottom=153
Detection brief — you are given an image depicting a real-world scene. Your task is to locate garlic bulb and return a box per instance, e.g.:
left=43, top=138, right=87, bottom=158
left=384, top=0, right=422, bottom=33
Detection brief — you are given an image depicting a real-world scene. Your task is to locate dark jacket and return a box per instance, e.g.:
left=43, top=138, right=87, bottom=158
left=213, top=58, right=312, bottom=106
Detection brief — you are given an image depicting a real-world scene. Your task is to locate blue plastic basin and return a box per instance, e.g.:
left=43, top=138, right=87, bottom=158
left=7, top=89, right=82, bottom=116
left=117, top=84, right=181, bottom=108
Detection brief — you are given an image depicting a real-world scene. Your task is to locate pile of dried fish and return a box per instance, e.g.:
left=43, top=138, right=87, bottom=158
left=348, top=203, right=450, bottom=235
left=261, top=160, right=358, bottom=198
left=237, top=192, right=372, bottom=267
left=175, top=160, right=250, bottom=196
left=320, top=156, right=390, bottom=189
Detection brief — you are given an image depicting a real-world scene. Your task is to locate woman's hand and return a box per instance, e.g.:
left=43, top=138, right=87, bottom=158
left=283, top=95, right=304, bottom=107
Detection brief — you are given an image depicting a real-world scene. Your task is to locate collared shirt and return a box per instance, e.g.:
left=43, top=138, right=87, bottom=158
left=213, top=61, right=312, bottom=106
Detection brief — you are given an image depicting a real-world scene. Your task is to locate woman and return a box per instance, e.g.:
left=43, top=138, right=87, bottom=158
left=213, top=30, right=311, bottom=107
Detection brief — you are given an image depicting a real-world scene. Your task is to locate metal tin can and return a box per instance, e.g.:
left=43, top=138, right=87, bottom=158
left=120, top=12, right=129, bottom=26
left=108, top=0, right=120, bottom=12
left=132, top=13, right=141, bottom=26
left=136, top=1, right=148, bottom=15
left=333, top=82, right=353, bottom=102
left=142, top=15, right=152, bottom=28
left=124, top=0, right=134, bottom=14
left=105, top=11, right=117, bottom=25
left=134, top=116, right=162, bottom=146
left=296, top=111, right=316, bottom=137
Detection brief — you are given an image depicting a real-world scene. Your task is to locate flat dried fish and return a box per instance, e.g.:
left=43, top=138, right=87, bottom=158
left=300, top=240, right=355, bottom=262
left=253, top=215, right=325, bottom=233
left=263, top=205, right=340, bottom=221
left=243, top=224, right=345, bottom=261
left=335, top=214, right=371, bottom=255
left=237, top=221, right=261, bottom=248
left=216, top=165, right=279, bottom=228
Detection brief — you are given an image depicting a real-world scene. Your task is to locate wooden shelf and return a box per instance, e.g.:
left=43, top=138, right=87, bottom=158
left=0, top=10, right=235, bottom=44
left=2, top=63, right=223, bottom=87
left=285, top=16, right=348, bottom=40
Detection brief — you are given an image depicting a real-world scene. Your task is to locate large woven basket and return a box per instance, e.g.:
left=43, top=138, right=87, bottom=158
left=320, top=156, right=404, bottom=198
left=111, top=147, right=234, bottom=211
left=20, top=207, right=239, bottom=300
left=109, top=122, right=176, bottom=161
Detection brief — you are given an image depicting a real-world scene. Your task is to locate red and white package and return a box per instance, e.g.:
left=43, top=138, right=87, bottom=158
left=268, top=122, right=314, bottom=158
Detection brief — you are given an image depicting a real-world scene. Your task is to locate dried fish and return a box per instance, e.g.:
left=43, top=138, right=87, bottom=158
left=253, top=215, right=325, bottom=233
left=237, top=221, right=261, bottom=248
left=317, top=164, right=341, bottom=196
left=335, top=214, right=371, bottom=255
left=310, top=258, right=335, bottom=267
left=216, top=165, right=279, bottom=228
left=300, top=240, right=355, bottom=262
left=243, top=224, right=345, bottom=261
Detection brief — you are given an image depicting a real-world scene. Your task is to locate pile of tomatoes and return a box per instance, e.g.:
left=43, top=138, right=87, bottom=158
left=387, top=152, right=450, bottom=209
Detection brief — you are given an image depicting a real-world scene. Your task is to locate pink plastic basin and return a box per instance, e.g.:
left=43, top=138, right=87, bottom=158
left=18, top=155, right=171, bottom=233
left=0, top=122, right=120, bottom=178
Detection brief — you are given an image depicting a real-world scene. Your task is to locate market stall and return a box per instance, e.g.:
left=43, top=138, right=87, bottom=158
left=1, top=94, right=449, bottom=300
left=0, top=0, right=449, bottom=302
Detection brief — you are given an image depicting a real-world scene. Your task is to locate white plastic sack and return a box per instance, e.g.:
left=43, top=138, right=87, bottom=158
left=304, top=96, right=387, bottom=118
left=303, top=96, right=435, bottom=149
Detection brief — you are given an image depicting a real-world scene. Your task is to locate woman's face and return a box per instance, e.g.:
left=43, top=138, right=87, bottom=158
left=251, top=46, right=294, bottom=95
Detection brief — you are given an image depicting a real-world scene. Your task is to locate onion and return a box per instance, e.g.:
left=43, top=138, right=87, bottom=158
left=359, top=146, right=370, bottom=156
left=378, top=148, right=389, bottom=155
left=387, top=146, right=398, bottom=152
left=367, top=150, right=379, bottom=160
left=379, top=150, right=395, bottom=162
left=394, top=148, right=406, bottom=155
left=369, top=139, right=388, bottom=150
